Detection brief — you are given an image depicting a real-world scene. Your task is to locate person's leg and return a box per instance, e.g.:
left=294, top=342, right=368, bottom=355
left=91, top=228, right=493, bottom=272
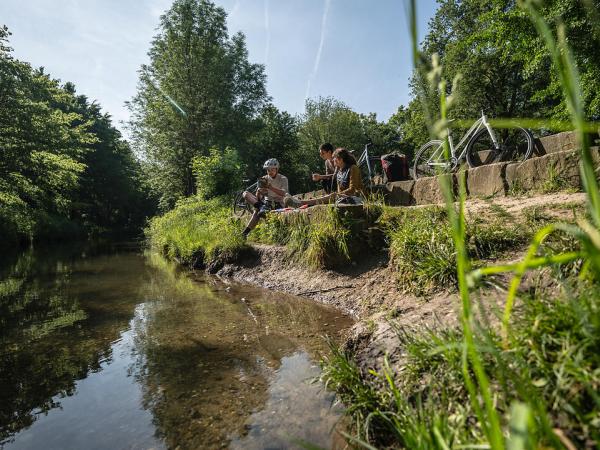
left=242, top=193, right=269, bottom=237
left=243, top=191, right=262, bottom=208
left=242, top=210, right=261, bottom=237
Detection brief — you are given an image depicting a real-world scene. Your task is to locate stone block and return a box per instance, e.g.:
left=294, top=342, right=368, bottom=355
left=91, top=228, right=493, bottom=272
left=538, top=131, right=579, bottom=155
left=413, top=174, right=455, bottom=205
left=466, top=162, right=507, bottom=197
left=385, top=180, right=415, bottom=206
left=505, top=150, right=581, bottom=193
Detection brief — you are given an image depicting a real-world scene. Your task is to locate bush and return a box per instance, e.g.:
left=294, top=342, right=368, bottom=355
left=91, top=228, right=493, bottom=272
left=192, top=147, right=246, bottom=200
left=146, top=196, right=245, bottom=265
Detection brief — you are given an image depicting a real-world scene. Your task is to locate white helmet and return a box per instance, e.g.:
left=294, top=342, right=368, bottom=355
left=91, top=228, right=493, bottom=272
left=263, top=158, right=280, bottom=169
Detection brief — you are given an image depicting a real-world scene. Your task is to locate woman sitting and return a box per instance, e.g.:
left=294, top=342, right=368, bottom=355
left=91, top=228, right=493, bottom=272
left=297, top=147, right=364, bottom=206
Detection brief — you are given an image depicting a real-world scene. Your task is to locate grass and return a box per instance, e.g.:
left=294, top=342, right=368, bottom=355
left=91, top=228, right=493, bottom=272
left=253, top=205, right=380, bottom=269
left=146, top=196, right=246, bottom=266
left=541, top=161, right=578, bottom=194
left=321, top=282, right=600, bottom=449
left=381, top=205, right=530, bottom=295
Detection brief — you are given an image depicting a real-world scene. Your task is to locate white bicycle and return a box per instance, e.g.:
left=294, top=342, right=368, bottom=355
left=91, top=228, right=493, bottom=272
left=412, top=112, right=533, bottom=180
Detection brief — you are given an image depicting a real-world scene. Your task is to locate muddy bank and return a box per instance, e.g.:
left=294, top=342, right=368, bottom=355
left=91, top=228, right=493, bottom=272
left=215, top=243, right=514, bottom=372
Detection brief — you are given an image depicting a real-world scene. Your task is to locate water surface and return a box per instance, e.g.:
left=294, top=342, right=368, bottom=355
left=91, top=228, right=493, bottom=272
left=0, top=244, right=352, bottom=449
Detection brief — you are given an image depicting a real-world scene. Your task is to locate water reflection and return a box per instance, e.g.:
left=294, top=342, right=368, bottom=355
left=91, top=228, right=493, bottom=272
left=0, top=245, right=352, bottom=449
left=131, top=252, right=351, bottom=448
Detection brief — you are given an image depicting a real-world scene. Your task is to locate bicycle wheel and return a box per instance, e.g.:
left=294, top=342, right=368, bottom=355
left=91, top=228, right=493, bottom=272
left=466, top=127, right=533, bottom=168
left=232, top=190, right=251, bottom=217
left=413, top=140, right=446, bottom=180
left=498, top=127, right=533, bottom=163
left=465, top=128, right=500, bottom=168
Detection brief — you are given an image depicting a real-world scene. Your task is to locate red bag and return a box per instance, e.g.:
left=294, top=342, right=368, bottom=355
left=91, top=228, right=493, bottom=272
left=381, top=153, right=409, bottom=182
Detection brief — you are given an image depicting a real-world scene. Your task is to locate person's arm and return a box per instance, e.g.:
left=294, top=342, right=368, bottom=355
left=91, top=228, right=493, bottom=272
left=337, top=165, right=362, bottom=196
left=267, top=176, right=288, bottom=197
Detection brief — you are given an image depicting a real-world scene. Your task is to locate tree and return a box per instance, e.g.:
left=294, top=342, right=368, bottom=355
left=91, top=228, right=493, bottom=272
left=245, top=104, right=302, bottom=191
left=128, top=0, right=269, bottom=210
left=0, top=26, right=153, bottom=244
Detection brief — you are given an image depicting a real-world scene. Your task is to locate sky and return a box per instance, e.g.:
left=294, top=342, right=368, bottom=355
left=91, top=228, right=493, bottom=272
left=1, top=0, right=438, bottom=133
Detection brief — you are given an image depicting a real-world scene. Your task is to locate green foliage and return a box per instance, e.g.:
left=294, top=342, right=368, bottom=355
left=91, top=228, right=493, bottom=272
left=192, top=146, right=246, bottom=199
left=146, top=196, right=246, bottom=265
left=253, top=206, right=354, bottom=269
left=322, top=281, right=600, bottom=449
left=128, top=0, right=268, bottom=209
left=400, top=0, right=600, bottom=153
left=245, top=105, right=302, bottom=190
left=0, top=27, right=152, bottom=245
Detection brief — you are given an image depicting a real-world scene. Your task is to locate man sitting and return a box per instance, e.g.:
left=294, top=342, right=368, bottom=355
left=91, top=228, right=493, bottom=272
left=311, top=143, right=336, bottom=193
left=242, top=158, right=289, bottom=238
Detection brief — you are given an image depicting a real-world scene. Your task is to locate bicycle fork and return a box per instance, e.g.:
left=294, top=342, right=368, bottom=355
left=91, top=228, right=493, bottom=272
left=481, top=112, right=500, bottom=150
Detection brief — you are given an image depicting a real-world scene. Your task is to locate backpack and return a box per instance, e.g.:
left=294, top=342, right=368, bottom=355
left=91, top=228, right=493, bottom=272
left=381, top=153, right=409, bottom=182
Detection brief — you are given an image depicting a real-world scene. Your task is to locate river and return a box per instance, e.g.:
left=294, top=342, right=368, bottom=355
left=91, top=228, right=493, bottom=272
left=0, top=243, right=353, bottom=449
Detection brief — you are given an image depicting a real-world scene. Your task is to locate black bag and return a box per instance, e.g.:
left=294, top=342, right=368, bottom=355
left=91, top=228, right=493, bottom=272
left=381, top=153, right=409, bottom=182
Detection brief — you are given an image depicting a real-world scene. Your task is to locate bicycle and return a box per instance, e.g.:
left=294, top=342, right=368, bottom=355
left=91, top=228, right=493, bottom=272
left=356, top=142, right=383, bottom=188
left=412, top=111, right=533, bottom=180
left=232, top=180, right=258, bottom=217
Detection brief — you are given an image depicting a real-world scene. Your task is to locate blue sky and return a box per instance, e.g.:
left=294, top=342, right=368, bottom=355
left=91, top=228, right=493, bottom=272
left=1, top=0, right=438, bottom=132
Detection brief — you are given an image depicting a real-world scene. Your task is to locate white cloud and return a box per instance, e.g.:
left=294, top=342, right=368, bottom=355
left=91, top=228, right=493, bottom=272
left=305, top=0, right=332, bottom=100
left=264, top=0, right=270, bottom=65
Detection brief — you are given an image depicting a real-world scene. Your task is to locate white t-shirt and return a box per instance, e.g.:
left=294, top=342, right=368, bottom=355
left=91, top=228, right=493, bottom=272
left=263, top=173, right=289, bottom=204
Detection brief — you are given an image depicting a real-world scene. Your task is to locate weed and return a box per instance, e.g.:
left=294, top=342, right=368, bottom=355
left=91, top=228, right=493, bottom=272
left=487, top=203, right=513, bottom=221
left=541, top=162, right=573, bottom=193
left=508, top=177, right=528, bottom=197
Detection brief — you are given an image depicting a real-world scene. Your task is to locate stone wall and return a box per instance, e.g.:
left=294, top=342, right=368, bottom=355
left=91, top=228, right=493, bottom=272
left=384, top=131, right=600, bottom=206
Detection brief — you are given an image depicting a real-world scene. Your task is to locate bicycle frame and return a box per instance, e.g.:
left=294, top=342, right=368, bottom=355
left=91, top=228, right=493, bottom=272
left=356, top=142, right=374, bottom=180
left=427, top=112, right=499, bottom=168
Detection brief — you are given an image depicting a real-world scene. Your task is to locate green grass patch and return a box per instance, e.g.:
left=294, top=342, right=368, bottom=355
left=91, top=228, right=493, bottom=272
left=381, top=206, right=530, bottom=294
left=321, top=281, right=600, bottom=448
left=146, top=197, right=246, bottom=266
left=252, top=206, right=377, bottom=269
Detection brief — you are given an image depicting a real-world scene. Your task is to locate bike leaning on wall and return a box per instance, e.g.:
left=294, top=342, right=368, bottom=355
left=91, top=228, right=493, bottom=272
left=412, top=111, right=534, bottom=180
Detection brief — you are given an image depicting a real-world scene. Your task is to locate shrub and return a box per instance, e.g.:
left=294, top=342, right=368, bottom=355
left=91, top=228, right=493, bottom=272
left=146, top=196, right=245, bottom=265
left=192, top=147, right=246, bottom=200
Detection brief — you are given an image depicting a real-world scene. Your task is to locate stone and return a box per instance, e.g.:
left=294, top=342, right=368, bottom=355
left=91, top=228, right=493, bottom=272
left=385, top=180, right=415, bottom=206
left=537, top=131, right=579, bottom=155
left=413, top=174, right=455, bottom=205
left=505, top=150, right=582, bottom=193
left=466, top=162, right=508, bottom=197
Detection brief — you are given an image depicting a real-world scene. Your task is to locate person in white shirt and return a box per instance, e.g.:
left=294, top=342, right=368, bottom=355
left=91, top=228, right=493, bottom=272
left=242, top=158, right=289, bottom=238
